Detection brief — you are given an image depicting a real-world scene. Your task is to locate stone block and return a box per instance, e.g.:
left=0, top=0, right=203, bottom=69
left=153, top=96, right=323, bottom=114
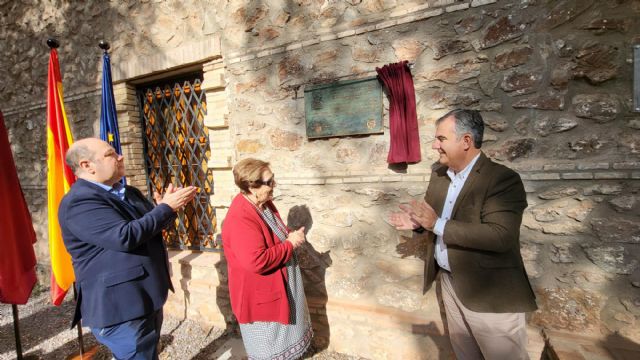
left=582, top=244, right=639, bottom=274
left=269, top=128, right=303, bottom=150
left=392, top=39, right=426, bottom=62
left=536, top=0, right=594, bottom=30
left=573, top=94, right=619, bottom=123
left=543, top=163, right=576, bottom=171
left=401, top=175, right=424, bottom=182
left=301, top=38, right=320, bottom=47
left=431, top=38, right=472, bottom=60
left=577, top=163, right=609, bottom=170
left=382, top=175, right=403, bottom=182
left=573, top=44, right=619, bottom=84
left=204, top=114, right=228, bottom=129
left=319, top=33, right=338, bottom=41
left=561, top=173, right=593, bottom=180
left=336, top=29, right=355, bottom=38
left=455, top=13, right=484, bottom=35
left=202, top=72, right=225, bottom=91
left=360, top=176, right=380, bottom=183
left=532, top=287, right=602, bottom=331
left=446, top=3, right=470, bottom=13
left=530, top=173, right=561, bottom=180
left=285, top=42, right=302, bottom=51
left=476, top=15, right=523, bottom=50
left=591, top=217, right=640, bottom=243
left=612, top=162, right=640, bottom=170
left=534, top=116, right=578, bottom=137
left=493, top=46, right=533, bottom=71
left=421, top=58, right=483, bottom=84
left=343, top=177, right=362, bottom=184
left=238, top=54, right=256, bottom=62
left=594, top=172, right=628, bottom=180
left=513, top=92, right=565, bottom=110
left=487, top=138, right=535, bottom=161
left=375, top=19, right=397, bottom=30
left=471, top=0, right=497, bottom=7
left=432, top=0, right=456, bottom=6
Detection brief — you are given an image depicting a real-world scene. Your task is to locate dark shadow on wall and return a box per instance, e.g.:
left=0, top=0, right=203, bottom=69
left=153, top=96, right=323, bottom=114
left=600, top=333, right=640, bottom=360
left=286, top=204, right=333, bottom=355
left=392, top=233, right=453, bottom=359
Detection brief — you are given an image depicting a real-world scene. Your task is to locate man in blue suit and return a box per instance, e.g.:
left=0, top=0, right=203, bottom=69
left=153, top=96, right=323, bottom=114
left=59, top=138, right=197, bottom=359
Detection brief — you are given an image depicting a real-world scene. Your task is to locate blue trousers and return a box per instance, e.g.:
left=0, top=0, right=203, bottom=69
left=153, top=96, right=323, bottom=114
left=91, top=310, right=163, bottom=360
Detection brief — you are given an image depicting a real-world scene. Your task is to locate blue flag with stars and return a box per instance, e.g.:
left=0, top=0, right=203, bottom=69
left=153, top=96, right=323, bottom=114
left=99, top=51, right=126, bottom=184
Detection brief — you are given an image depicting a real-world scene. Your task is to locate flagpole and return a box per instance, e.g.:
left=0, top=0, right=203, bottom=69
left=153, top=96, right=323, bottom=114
left=12, top=304, right=24, bottom=360
left=47, top=36, right=85, bottom=360
left=72, top=286, right=85, bottom=358
left=98, top=40, right=126, bottom=186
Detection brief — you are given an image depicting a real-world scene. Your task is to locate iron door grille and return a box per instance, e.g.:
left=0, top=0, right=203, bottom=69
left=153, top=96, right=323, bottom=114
left=137, top=75, right=217, bottom=251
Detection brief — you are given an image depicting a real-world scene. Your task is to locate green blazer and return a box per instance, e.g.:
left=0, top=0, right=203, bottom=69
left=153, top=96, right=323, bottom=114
left=421, top=152, right=537, bottom=313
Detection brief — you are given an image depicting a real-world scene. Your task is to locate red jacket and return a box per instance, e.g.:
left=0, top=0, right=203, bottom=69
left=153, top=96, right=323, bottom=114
left=221, top=194, right=293, bottom=324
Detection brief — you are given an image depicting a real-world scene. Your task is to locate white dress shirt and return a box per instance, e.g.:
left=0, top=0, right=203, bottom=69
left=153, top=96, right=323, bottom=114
left=432, top=153, right=481, bottom=272
left=86, top=179, right=126, bottom=201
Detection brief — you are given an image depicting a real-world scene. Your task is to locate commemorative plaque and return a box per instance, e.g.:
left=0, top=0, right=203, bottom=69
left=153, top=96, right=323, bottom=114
left=304, top=77, right=383, bottom=138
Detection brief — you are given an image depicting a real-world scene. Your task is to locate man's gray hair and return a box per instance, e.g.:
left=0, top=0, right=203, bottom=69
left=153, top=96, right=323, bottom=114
left=436, top=109, right=484, bottom=149
left=65, top=143, right=94, bottom=174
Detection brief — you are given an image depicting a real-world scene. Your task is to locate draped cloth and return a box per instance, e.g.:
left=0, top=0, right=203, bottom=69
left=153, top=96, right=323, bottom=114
left=0, top=110, right=38, bottom=304
left=376, top=61, right=421, bottom=164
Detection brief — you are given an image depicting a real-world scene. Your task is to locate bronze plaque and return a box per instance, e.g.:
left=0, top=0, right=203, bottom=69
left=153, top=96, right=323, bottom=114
left=305, top=77, right=383, bottom=138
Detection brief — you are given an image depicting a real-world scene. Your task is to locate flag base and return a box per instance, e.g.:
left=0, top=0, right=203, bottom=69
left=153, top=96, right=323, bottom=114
left=66, top=344, right=99, bottom=360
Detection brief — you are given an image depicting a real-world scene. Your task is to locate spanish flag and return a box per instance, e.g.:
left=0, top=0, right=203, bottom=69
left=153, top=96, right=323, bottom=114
left=47, top=46, right=76, bottom=306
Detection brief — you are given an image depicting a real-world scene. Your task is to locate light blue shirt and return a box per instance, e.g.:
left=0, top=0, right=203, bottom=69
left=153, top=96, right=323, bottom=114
left=86, top=179, right=126, bottom=202
left=433, top=153, right=481, bottom=272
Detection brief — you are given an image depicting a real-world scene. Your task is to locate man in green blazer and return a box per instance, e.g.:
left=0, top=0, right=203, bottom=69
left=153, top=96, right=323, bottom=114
left=390, top=109, right=537, bottom=360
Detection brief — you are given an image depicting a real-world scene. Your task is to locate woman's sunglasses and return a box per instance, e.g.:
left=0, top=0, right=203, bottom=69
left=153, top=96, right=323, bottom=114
left=255, top=176, right=275, bottom=187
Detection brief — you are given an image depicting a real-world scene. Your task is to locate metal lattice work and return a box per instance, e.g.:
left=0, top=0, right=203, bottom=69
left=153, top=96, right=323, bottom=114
left=138, top=76, right=217, bottom=251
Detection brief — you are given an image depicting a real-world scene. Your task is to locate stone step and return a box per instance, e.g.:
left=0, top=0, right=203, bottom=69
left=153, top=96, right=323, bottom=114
left=544, top=330, right=640, bottom=360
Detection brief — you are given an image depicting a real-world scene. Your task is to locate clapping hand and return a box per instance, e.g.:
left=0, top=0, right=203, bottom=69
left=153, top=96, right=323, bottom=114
left=404, top=199, right=438, bottom=231
left=154, top=184, right=198, bottom=211
left=390, top=199, right=438, bottom=231
left=286, top=226, right=306, bottom=249
left=389, top=210, right=420, bottom=230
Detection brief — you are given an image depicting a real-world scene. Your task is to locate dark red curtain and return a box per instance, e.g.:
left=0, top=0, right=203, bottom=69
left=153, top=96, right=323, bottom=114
left=0, top=110, right=38, bottom=304
left=376, top=61, right=421, bottom=164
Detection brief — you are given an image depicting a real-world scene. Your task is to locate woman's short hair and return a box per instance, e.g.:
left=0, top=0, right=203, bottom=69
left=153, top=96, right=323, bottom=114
left=233, top=158, right=271, bottom=193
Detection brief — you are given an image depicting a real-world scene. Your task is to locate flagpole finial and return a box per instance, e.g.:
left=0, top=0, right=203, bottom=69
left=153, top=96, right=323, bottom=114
left=47, top=38, right=60, bottom=49
left=98, top=40, right=110, bottom=53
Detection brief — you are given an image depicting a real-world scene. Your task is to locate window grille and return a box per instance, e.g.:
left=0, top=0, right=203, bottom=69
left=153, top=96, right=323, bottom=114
left=137, top=75, right=217, bottom=251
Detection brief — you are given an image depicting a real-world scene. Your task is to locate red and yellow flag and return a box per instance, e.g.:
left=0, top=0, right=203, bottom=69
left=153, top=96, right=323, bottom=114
left=47, top=47, right=76, bottom=306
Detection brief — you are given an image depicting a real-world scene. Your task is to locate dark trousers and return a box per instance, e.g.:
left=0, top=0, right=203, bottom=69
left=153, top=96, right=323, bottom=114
left=91, top=309, right=163, bottom=360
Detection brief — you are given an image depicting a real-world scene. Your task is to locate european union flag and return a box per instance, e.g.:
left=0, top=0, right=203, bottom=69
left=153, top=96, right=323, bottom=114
left=99, top=51, right=126, bottom=184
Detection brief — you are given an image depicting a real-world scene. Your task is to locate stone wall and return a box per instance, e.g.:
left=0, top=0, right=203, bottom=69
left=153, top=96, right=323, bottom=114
left=1, top=0, right=639, bottom=358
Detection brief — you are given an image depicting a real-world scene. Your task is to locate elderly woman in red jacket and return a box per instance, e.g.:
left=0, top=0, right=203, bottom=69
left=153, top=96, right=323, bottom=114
left=222, top=158, right=313, bottom=359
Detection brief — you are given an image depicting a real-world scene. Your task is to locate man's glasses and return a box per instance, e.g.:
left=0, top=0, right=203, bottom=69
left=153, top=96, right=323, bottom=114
left=255, top=176, right=275, bottom=187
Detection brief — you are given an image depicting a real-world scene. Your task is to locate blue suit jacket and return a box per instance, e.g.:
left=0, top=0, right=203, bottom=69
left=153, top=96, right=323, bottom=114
left=58, top=178, right=175, bottom=328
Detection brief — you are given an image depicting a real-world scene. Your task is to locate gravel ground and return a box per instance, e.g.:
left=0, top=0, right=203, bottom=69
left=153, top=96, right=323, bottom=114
left=0, top=289, right=366, bottom=360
